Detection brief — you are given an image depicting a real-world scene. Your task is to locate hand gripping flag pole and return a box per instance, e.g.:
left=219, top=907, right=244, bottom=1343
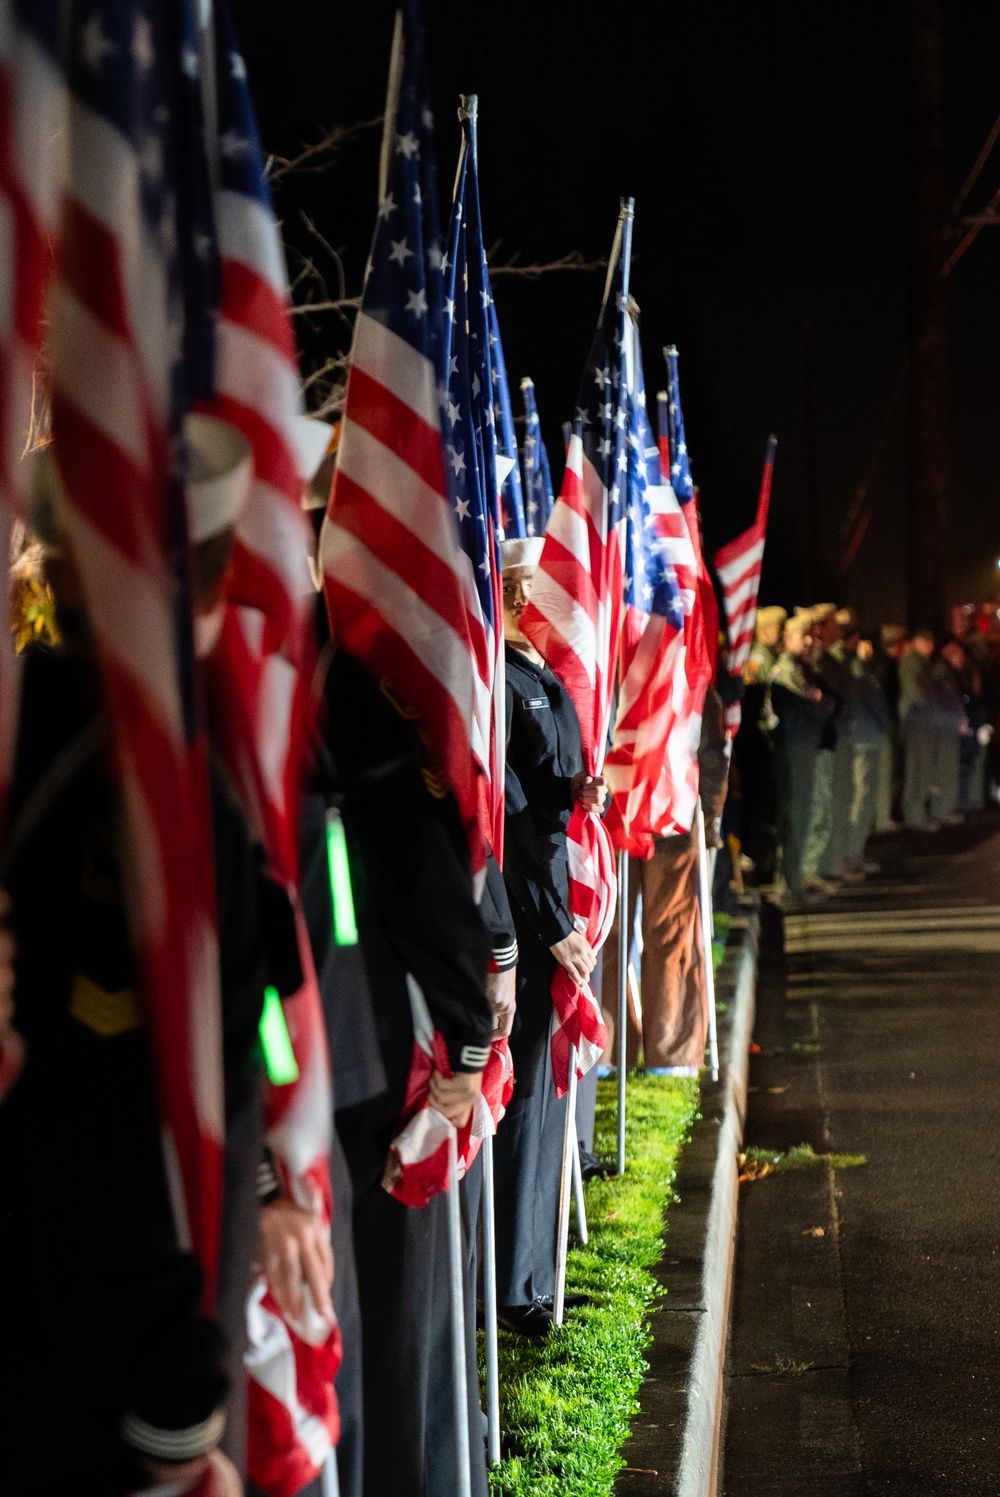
left=696, top=801, right=720, bottom=1081
left=448, top=1126, right=473, bottom=1497
left=481, top=1133, right=502, bottom=1464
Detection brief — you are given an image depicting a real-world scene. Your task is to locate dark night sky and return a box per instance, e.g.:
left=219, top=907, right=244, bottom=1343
left=233, top=0, right=1000, bottom=627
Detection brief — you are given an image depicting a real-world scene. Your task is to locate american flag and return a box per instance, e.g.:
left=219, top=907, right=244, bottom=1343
left=602, top=306, right=687, bottom=858
left=194, top=7, right=340, bottom=1491
left=204, top=3, right=314, bottom=665
left=441, top=92, right=505, bottom=863
left=320, top=0, right=484, bottom=882
left=520, top=376, right=554, bottom=538
left=489, top=297, right=525, bottom=538
left=47, top=0, right=225, bottom=1298
left=384, top=92, right=513, bottom=1210
left=519, top=200, right=636, bottom=1095
left=713, top=433, right=776, bottom=729
left=642, top=348, right=716, bottom=835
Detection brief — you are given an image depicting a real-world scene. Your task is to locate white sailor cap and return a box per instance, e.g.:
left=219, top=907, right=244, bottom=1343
left=500, top=536, right=544, bottom=572
left=184, top=414, right=253, bottom=545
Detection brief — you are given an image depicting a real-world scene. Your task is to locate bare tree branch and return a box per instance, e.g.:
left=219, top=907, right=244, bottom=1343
left=299, top=212, right=347, bottom=302
left=267, top=115, right=384, bottom=184
left=486, top=241, right=609, bottom=279
left=289, top=296, right=361, bottom=317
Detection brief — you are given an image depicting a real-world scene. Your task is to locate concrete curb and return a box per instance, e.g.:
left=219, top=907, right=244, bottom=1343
left=675, top=914, right=758, bottom=1497
left=615, top=909, right=759, bottom=1496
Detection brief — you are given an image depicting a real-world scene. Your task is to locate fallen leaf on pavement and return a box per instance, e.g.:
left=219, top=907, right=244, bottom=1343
left=802, top=1227, right=826, bottom=1237
left=738, top=1157, right=773, bottom=1182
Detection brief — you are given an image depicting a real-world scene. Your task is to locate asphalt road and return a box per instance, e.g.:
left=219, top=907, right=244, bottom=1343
left=722, top=815, right=1000, bottom=1496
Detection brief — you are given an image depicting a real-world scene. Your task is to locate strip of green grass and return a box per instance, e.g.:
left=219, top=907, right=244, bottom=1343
left=483, top=1074, right=699, bottom=1496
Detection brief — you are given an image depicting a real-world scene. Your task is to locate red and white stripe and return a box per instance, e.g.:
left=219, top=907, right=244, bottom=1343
left=548, top=807, right=616, bottom=1096
left=713, top=435, right=776, bottom=677
left=48, top=69, right=224, bottom=1299
left=520, top=432, right=622, bottom=1091
left=321, top=311, right=485, bottom=881
left=382, top=976, right=474, bottom=1209
left=521, top=432, right=622, bottom=777
left=630, top=413, right=715, bottom=839
left=245, top=1273, right=342, bottom=1497
left=196, top=67, right=340, bottom=1491
left=382, top=972, right=514, bottom=1206
left=206, top=184, right=313, bottom=663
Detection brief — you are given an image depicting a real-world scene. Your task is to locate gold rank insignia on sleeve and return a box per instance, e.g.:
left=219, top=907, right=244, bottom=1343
left=68, top=973, right=141, bottom=1038
left=421, top=765, right=449, bottom=799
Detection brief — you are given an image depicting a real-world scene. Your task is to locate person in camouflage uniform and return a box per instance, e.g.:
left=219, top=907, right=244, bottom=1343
left=822, top=610, right=889, bottom=880
left=734, top=605, right=786, bottom=884
left=770, top=611, right=834, bottom=898
left=801, top=604, right=847, bottom=890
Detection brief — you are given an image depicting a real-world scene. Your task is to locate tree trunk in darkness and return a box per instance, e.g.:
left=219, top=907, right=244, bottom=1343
left=907, top=0, right=948, bottom=630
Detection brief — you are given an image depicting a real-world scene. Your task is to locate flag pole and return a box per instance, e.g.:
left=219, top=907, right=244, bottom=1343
left=696, top=801, right=720, bottom=1082
left=572, top=1130, right=588, bottom=1245
left=320, top=1452, right=341, bottom=1497
left=447, top=1127, right=472, bottom=1497
left=616, top=849, right=629, bottom=1174
left=553, top=1041, right=578, bottom=1326
left=480, top=1133, right=502, bottom=1465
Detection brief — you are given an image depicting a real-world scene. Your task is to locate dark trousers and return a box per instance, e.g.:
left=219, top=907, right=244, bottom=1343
left=219, top=1095, right=264, bottom=1476
left=777, top=724, right=820, bottom=892
left=337, top=1049, right=487, bottom=1497
left=329, top=1125, right=364, bottom=1497
left=493, top=906, right=568, bottom=1306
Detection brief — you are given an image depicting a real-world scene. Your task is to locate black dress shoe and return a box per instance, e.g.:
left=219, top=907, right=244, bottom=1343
left=498, top=1300, right=553, bottom=1337
left=537, top=1292, right=593, bottom=1310
left=578, top=1146, right=610, bottom=1181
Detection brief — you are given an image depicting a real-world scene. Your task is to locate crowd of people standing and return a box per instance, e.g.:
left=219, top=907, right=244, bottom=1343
left=734, top=602, right=999, bottom=903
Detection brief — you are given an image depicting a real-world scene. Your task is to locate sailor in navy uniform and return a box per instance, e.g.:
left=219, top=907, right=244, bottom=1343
left=493, top=537, right=606, bottom=1337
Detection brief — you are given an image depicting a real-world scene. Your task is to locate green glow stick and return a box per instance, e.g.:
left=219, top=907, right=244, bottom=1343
left=326, top=808, right=359, bottom=946
left=259, top=986, right=299, bottom=1085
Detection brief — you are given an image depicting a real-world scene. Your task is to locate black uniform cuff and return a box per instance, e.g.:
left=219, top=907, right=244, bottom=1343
left=489, top=939, right=518, bottom=973
left=121, top=1406, right=226, bottom=1464
left=257, top=1146, right=283, bottom=1206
